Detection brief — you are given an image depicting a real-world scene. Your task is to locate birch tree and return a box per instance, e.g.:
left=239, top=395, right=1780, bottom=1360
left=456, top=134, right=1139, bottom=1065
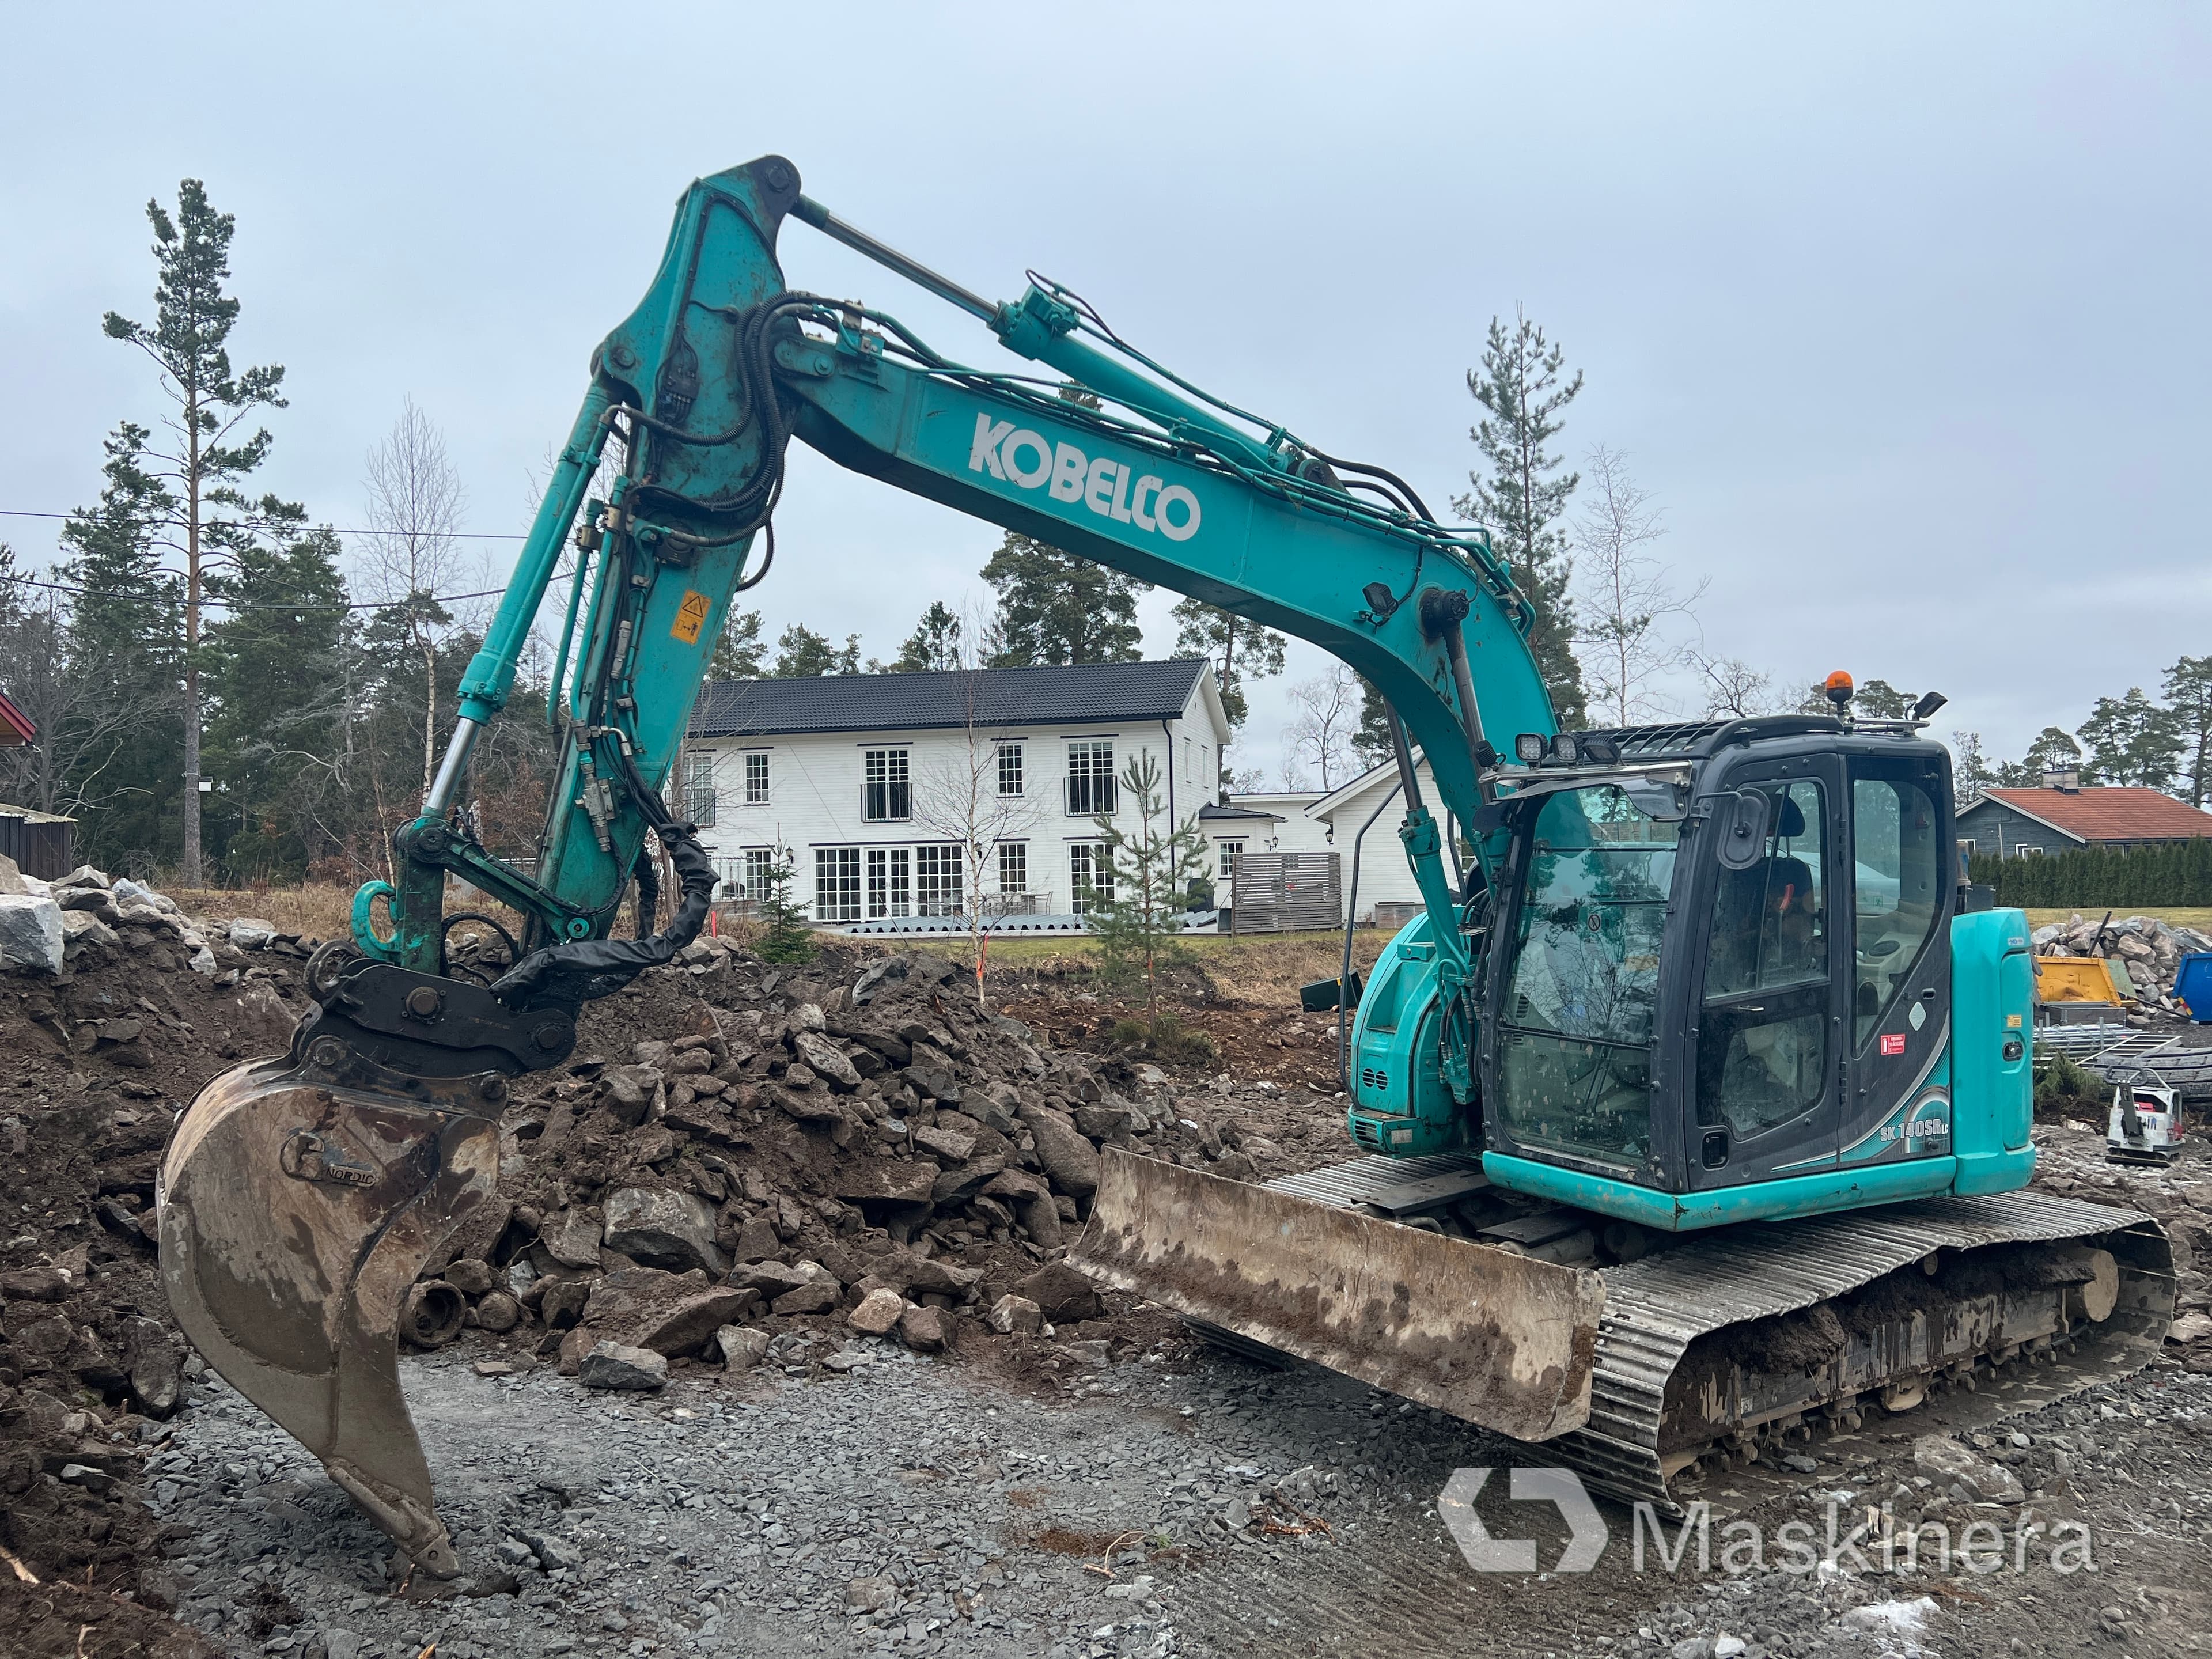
left=1572, top=446, right=1705, bottom=725
left=362, top=399, right=468, bottom=802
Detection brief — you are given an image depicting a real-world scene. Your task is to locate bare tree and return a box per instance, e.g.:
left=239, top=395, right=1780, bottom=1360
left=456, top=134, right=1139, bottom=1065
left=0, top=552, right=147, bottom=819
left=362, top=400, right=467, bottom=802
left=1688, top=652, right=1781, bottom=718
left=1572, top=446, right=1706, bottom=725
left=1285, top=664, right=1361, bottom=789
left=910, top=611, right=1045, bottom=1008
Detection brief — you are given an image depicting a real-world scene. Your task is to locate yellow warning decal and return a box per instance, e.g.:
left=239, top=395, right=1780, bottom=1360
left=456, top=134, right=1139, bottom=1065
left=672, top=589, right=711, bottom=645
left=2006, top=1013, right=2022, bottom=1028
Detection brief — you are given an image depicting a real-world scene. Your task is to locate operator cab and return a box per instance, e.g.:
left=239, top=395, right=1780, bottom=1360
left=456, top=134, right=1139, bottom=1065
left=1479, top=706, right=1955, bottom=1199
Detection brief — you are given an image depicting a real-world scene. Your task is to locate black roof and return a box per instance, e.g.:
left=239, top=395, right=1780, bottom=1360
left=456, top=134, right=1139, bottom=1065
left=690, top=658, right=1210, bottom=740
left=1197, top=801, right=1282, bottom=823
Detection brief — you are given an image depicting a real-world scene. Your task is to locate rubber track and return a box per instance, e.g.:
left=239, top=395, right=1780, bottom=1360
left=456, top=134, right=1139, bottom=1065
left=1260, top=1160, right=2173, bottom=1516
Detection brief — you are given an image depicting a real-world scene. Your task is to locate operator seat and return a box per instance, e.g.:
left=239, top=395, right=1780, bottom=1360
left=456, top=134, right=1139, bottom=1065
left=1707, top=796, right=1818, bottom=990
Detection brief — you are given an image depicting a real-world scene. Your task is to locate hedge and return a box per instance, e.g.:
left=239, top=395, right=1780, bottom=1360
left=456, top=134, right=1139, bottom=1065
left=1967, top=839, right=2212, bottom=909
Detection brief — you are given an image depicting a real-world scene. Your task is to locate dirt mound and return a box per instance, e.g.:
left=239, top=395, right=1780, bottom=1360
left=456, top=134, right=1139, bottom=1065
left=0, top=865, right=315, bottom=1654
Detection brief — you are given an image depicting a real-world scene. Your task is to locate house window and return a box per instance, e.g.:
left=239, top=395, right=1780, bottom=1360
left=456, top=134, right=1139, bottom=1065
left=997, top=743, right=1024, bottom=797
left=1070, top=842, right=1115, bottom=915
left=916, top=844, right=964, bottom=916
left=743, top=751, right=770, bottom=805
left=743, top=847, right=775, bottom=899
left=814, top=847, right=861, bottom=922
left=683, top=753, right=716, bottom=826
left=866, top=848, right=912, bottom=918
left=1218, top=839, right=1245, bottom=882
left=2016, top=845, right=2043, bottom=857
left=863, top=748, right=911, bottom=821
left=1066, top=740, right=1117, bottom=816
left=998, top=841, right=1028, bottom=894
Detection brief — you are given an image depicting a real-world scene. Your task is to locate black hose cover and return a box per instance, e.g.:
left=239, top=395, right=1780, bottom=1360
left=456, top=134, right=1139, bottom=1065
left=489, top=817, right=717, bottom=1012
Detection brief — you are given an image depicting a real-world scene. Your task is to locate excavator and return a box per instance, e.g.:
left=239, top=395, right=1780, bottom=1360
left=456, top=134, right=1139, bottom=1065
left=157, top=156, right=2172, bottom=1578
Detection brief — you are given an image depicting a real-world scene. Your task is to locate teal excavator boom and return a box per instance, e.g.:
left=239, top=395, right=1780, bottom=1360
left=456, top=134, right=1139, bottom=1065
left=159, top=157, right=2170, bottom=1577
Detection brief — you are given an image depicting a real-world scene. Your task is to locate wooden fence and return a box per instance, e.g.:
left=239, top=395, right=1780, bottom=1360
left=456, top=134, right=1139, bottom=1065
left=1229, top=851, right=1342, bottom=934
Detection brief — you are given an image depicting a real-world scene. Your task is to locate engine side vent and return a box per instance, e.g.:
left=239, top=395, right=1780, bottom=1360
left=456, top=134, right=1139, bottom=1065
left=1361, top=1066, right=1389, bottom=1093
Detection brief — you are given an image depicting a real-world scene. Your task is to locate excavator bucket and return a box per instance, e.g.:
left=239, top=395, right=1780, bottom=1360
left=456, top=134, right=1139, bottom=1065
left=1073, top=1150, right=1605, bottom=1442
left=157, top=1049, right=502, bottom=1578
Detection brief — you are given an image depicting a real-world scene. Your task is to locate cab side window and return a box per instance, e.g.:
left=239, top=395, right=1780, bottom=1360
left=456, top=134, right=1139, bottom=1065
left=1698, top=778, right=1828, bottom=1139
left=1850, top=770, right=1942, bottom=1050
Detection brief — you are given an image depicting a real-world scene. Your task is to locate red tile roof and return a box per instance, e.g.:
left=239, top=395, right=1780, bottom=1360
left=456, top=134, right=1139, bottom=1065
left=0, top=690, right=32, bottom=747
left=1980, top=786, right=2212, bottom=843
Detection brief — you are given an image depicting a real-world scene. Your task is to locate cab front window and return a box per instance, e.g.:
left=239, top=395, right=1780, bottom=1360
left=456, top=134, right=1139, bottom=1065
left=1496, top=786, right=1679, bottom=1172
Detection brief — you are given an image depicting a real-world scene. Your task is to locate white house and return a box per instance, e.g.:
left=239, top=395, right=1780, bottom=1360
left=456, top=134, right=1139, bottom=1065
left=1302, top=755, right=1457, bottom=923
left=682, top=659, right=1232, bottom=930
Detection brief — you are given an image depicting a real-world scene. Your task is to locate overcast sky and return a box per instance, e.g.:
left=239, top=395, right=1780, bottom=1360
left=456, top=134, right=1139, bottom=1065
left=3, top=4, right=2206, bottom=784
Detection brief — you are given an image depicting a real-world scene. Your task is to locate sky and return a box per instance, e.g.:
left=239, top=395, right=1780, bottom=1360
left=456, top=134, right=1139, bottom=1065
left=3, top=3, right=2207, bottom=786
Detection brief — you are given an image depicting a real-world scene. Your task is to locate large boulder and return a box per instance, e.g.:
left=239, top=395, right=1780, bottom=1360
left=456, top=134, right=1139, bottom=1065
left=1018, top=1105, right=1100, bottom=1198
left=580, top=1267, right=759, bottom=1355
left=1015, top=1260, right=1105, bottom=1324
left=0, top=893, right=64, bottom=975
left=791, top=1030, right=863, bottom=1092
left=831, top=1162, right=940, bottom=1205
left=578, top=1341, right=668, bottom=1391
left=543, top=1207, right=605, bottom=1269
left=602, top=1187, right=724, bottom=1274
left=228, top=916, right=278, bottom=949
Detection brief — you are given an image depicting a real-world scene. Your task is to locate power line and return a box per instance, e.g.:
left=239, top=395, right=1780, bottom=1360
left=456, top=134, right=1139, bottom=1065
left=0, top=509, right=529, bottom=540
left=7, top=574, right=516, bottom=612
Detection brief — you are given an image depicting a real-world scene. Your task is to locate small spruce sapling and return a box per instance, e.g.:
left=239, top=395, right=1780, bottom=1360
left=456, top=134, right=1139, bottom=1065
left=1082, top=753, right=1210, bottom=1040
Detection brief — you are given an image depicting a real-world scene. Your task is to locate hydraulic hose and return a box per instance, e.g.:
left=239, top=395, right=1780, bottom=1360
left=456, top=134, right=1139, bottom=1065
left=1337, top=774, right=1406, bottom=1090
left=490, top=751, right=716, bottom=1011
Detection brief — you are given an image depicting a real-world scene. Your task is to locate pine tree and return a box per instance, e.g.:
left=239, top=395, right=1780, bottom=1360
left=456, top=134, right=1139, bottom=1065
left=202, top=524, right=348, bottom=879
left=771, top=623, right=862, bottom=678
left=2162, top=656, right=2212, bottom=806
left=2078, top=689, right=2181, bottom=789
left=54, top=423, right=187, bottom=867
left=1996, top=726, right=2084, bottom=787
left=101, top=180, right=290, bottom=885
left=710, top=609, right=768, bottom=680
left=1352, top=677, right=1394, bottom=771
left=889, top=601, right=964, bottom=673
left=1454, top=308, right=1586, bottom=729
left=1082, top=753, right=1209, bottom=1037
left=753, top=849, right=814, bottom=963
left=981, top=532, right=1147, bottom=666
left=1169, top=597, right=1285, bottom=728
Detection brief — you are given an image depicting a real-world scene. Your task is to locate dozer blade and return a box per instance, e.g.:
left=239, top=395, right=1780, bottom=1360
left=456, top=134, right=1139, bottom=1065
left=157, top=1048, right=503, bottom=1578
left=1074, top=1149, right=1605, bottom=1441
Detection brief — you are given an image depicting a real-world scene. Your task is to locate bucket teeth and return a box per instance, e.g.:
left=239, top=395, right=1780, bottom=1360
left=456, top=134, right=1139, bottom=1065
left=157, top=1054, right=499, bottom=1578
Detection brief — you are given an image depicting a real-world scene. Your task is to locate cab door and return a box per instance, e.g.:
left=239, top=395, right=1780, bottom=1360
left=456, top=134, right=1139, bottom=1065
left=1836, top=754, right=1955, bottom=1166
left=1684, top=755, right=1848, bottom=1189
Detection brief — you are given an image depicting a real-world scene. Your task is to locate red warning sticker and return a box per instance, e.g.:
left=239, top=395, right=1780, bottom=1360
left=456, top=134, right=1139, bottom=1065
left=1879, top=1033, right=1907, bottom=1056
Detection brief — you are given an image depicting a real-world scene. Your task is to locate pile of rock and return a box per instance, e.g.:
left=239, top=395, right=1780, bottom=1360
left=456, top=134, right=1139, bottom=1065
left=2030, top=912, right=2212, bottom=1016
left=0, top=860, right=229, bottom=977
left=410, top=946, right=1253, bottom=1389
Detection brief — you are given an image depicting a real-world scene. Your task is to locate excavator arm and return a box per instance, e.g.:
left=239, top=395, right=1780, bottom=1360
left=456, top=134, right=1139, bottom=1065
left=157, top=154, right=1575, bottom=1578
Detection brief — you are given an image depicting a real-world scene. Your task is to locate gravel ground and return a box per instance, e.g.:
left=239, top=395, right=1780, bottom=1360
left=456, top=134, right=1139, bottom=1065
left=145, top=1317, right=2212, bottom=1659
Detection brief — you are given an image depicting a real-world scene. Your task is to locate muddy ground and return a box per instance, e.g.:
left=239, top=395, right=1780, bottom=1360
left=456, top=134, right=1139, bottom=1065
left=7, top=898, right=2212, bottom=1658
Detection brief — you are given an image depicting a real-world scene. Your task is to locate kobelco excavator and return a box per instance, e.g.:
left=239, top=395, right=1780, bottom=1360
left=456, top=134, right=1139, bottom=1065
left=158, top=156, right=2172, bottom=1576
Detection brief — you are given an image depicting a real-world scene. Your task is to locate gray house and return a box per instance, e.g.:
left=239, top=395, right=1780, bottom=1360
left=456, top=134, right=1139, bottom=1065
left=1956, top=774, right=2212, bottom=859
